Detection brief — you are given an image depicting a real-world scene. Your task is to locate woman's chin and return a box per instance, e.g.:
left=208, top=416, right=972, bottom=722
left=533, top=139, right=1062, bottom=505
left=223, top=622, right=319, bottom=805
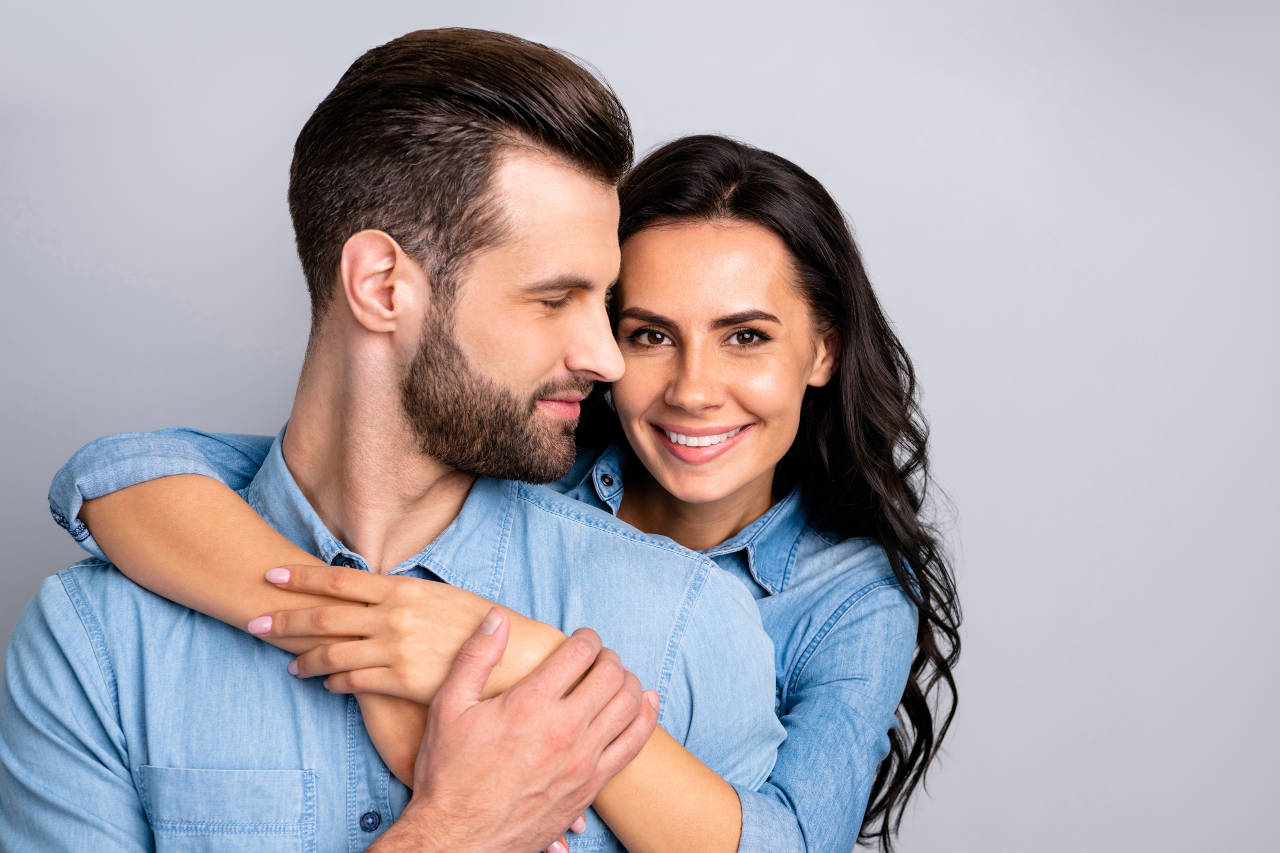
left=652, top=472, right=739, bottom=507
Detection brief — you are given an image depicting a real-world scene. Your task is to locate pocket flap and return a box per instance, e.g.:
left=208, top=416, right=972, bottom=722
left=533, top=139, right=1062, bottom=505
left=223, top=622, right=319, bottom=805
left=137, top=765, right=313, bottom=834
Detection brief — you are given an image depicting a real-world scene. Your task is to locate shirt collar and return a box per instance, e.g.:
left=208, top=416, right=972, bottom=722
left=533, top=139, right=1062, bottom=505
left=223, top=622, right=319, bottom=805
left=241, top=426, right=510, bottom=596
left=583, top=442, right=808, bottom=596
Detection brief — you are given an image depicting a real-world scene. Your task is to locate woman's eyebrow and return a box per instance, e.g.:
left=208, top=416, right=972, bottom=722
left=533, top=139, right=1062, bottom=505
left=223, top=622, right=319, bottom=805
left=618, top=307, right=674, bottom=326
left=709, top=310, right=781, bottom=329
left=619, top=308, right=783, bottom=329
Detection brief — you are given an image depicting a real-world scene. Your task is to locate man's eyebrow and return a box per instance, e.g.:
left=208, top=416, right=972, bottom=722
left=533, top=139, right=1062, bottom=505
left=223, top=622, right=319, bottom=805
left=519, top=276, right=599, bottom=294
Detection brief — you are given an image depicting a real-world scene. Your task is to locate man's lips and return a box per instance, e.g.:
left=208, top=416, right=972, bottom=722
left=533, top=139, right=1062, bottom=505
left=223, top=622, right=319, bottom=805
left=536, top=395, right=586, bottom=418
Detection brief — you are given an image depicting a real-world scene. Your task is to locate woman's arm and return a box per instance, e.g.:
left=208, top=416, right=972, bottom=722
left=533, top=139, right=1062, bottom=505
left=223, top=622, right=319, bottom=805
left=79, top=475, right=562, bottom=674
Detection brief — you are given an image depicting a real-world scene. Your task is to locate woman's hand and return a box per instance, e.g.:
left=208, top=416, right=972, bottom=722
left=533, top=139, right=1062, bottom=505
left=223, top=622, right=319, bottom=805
left=247, top=564, right=496, bottom=704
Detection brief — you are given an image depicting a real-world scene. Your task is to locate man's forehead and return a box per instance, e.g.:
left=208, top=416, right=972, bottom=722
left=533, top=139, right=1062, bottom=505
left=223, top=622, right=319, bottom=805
left=457, top=147, right=621, bottom=292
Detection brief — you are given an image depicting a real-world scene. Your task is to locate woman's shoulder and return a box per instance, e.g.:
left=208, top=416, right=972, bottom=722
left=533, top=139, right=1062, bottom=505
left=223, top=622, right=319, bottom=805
left=785, top=514, right=914, bottom=615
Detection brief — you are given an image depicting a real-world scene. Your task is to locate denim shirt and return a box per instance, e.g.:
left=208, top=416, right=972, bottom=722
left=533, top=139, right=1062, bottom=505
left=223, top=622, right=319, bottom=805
left=555, top=444, right=918, bottom=852
left=3, top=429, right=783, bottom=852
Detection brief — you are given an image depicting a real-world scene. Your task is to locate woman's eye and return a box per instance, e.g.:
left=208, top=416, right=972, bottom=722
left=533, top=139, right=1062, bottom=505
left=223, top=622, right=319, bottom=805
left=731, top=328, right=770, bottom=346
left=628, top=328, right=669, bottom=346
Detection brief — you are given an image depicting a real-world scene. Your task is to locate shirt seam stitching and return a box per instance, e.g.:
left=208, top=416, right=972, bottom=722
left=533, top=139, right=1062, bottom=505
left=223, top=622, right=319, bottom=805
left=513, top=483, right=708, bottom=566
left=57, top=566, right=121, bottom=717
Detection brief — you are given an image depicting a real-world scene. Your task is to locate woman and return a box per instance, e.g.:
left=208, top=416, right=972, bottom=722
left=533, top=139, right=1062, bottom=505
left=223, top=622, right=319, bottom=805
left=51, top=135, right=959, bottom=851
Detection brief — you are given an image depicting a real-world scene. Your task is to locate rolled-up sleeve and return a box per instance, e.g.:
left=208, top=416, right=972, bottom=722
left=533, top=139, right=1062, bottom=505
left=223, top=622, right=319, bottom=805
left=0, top=569, right=151, bottom=851
left=48, top=429, right=274, bottom=559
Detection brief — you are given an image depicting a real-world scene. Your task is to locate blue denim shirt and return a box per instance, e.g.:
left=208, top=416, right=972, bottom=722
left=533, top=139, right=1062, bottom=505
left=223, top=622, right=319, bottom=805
left=555, top=444, right=918, bottom=852
left=3, top=429, right=783, bottom=852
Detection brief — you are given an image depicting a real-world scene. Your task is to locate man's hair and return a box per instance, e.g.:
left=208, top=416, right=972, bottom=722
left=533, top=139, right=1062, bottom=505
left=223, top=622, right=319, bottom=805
left=288, top=28, right=633, bottom=326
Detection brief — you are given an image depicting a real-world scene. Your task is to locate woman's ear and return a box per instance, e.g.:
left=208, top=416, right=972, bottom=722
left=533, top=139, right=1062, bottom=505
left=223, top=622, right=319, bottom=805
left=807, top=330, right=840, bottom=387
left=338, top=230, right=427, bottom=333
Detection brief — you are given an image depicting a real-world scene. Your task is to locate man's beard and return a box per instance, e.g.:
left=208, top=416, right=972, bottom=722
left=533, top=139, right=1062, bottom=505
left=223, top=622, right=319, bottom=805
left=399, top=310, right=592, bottom=483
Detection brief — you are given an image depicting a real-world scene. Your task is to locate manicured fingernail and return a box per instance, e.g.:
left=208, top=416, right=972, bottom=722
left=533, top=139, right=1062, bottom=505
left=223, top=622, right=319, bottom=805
left=247, top=616, right=272, bottom=635
left=288, top=659, right=299, bottom=676
left=549, top=842, right=567, bottom=853
left=322, top=678, right=331, bottom=691
left=645, top=691, right=659, bottom=712
left=265, top=567, right=290, bottom=583
left=478, top=608, right=501, bottom=635
left=570, top=815, right=587, bottom=833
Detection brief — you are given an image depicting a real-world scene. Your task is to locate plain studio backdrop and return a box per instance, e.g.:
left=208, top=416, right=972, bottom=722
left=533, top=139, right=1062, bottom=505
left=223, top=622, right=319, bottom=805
left=2, top=1, right=1276, bottom=850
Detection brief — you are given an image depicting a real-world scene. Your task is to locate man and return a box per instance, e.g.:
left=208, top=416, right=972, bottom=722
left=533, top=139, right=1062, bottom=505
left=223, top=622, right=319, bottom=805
left=0, top=29, right=782, bottom=852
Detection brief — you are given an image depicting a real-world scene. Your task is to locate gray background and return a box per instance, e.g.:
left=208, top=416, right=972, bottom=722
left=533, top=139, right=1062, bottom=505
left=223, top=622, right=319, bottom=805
left=3, top=1, right=1276, bottom=850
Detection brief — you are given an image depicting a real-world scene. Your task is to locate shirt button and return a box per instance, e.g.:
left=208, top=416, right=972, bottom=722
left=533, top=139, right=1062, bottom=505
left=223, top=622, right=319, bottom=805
left=359, top=810, right=381, bottom=832
left=600, top=474, right=614, bottom=487
left=335, top=555, right=359, bottom=569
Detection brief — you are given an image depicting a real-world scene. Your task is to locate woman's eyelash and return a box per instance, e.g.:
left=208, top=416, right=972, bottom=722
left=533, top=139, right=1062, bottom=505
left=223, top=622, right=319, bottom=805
left=732, top=327, right=772, bottom=344
left=626, top=327, right=669, bottom=346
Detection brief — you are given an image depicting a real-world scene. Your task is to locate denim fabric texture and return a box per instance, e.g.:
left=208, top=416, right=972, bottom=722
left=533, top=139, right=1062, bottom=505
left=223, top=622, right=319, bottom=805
left=5, top=429, right=782, bottom=852
left=555, top=443, right=918, bottom=853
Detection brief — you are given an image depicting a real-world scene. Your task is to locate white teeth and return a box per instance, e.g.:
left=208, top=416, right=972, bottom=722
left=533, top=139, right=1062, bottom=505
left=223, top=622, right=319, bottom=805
left=663, top=427, right=743, bottom=447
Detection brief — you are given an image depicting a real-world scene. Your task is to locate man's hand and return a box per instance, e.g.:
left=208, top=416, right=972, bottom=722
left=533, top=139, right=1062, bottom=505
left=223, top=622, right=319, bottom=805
left=370, top=606, right=659, bottom=853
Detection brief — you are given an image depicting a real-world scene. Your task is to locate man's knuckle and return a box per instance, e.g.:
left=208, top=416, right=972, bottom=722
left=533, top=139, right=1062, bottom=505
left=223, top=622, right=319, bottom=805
left=563, top=635, right=597, bottom=670
left=571, top=627, right=601, bottom=649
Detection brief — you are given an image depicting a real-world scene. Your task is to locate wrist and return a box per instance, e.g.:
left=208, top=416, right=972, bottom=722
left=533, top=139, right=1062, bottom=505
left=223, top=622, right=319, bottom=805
left=375, top=798, right=456, bottom=853
left=499, top=617, right=567, bottom=693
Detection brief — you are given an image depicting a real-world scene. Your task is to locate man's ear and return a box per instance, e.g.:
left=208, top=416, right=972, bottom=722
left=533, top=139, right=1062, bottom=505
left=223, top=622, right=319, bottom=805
left=338, top=230, right=427, bottom=333
left=807, top=330, right=840, bottom=388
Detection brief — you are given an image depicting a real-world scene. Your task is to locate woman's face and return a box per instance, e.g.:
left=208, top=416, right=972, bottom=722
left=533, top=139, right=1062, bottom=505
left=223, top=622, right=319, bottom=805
left=612, top=219, right=837, bottom=508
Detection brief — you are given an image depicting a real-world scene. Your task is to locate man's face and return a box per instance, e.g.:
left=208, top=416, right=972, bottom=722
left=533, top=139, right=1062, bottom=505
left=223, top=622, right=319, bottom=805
left=400, top=148, right=624, bottom=482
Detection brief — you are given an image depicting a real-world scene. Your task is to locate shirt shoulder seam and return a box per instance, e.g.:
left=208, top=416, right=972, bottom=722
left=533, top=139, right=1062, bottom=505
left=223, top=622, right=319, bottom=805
left=56, top=562, right=121, bottom=713
left=513, top=483, right=708, bottom=566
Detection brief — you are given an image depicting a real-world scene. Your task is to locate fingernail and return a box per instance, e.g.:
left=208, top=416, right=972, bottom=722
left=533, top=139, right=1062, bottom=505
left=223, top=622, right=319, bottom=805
left=288, top=659, right=299, bottom=676
left=247, top=616, right=272, bottom=635
left=570, top=815, right=587, bottom=833
left=478, top=608, right=501, bottom=635
left=265, top=567, right=290, bottom=583
left=322, top=678, right=331, bottom=691
left=549, top=843, right=567, bottom=853
left=645, top=691, right=660, bottom=711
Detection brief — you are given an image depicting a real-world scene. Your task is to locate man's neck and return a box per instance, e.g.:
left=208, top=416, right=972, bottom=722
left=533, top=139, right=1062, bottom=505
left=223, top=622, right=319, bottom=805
left=282, top=329, right=475, bottom=573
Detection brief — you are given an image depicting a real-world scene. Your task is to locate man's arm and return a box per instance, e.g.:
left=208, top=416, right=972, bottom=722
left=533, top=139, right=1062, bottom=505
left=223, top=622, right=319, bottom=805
left=0, top=572, right=151, bottom=852
left=370, top=608, right=659, bottom=853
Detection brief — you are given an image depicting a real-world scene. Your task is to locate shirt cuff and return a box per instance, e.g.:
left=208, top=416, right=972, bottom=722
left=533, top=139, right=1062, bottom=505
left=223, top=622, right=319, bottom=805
left=734, top=784, right=806, bottom=852
left=48, top=433, right=227, bottom=561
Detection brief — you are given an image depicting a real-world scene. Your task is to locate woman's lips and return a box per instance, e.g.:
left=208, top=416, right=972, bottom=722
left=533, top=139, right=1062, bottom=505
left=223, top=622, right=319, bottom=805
left=651, top=422, right=752, bottom=464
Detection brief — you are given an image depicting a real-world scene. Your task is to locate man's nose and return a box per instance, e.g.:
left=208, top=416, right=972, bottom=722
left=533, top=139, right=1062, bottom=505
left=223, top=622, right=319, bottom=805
left=565, top=304, right=625, bottom=382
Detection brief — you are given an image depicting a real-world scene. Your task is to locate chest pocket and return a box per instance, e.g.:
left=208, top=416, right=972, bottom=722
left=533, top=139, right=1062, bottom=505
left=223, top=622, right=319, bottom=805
left=136, top=765, right=316, bottom=853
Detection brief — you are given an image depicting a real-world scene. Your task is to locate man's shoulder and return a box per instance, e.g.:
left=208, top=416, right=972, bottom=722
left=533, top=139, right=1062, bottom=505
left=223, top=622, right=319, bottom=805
left=504, top=479, right=712, bottom=569
left=33, top=558, right=207, bottom=644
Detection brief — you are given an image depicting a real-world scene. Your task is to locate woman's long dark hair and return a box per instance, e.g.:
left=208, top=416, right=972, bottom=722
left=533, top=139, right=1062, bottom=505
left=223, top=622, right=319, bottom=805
left=581, top=135, right=961, bottom=850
